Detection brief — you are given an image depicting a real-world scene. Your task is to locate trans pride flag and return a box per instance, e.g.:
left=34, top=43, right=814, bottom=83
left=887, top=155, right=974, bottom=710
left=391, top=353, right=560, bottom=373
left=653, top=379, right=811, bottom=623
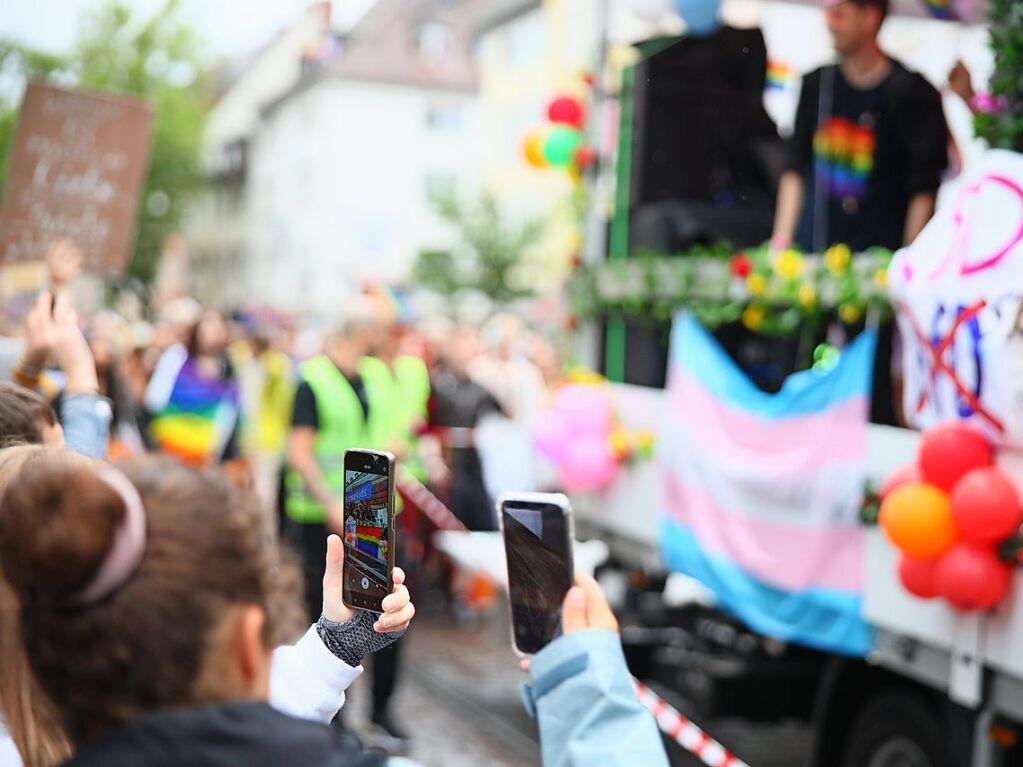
left=658, top=314, right=875, bottom=656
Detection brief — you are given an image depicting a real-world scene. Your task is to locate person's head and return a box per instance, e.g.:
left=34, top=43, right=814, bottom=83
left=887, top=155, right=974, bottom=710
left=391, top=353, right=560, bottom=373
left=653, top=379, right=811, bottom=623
left=325, top=305, right=383, bottom=367
left=824, top=0, right=887, bottom=56
left=187, top=309, right=230, bottom=358
left=444, top=325, right=482, bottom=378
left=0, top=382, right=63, bottom=450
left=0, top=452, right=276, bottom=748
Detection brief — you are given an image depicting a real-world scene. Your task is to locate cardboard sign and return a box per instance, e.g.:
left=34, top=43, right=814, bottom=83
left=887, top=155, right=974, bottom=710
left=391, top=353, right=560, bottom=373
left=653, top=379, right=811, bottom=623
left=889, top=150, right=1023, bottom=446
left=0, top=80, right=154, bottom=275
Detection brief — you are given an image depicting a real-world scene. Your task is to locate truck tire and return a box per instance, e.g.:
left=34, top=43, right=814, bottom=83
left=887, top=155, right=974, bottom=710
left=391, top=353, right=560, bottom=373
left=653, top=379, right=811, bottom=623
left=841, top=690, right=951, bottom=767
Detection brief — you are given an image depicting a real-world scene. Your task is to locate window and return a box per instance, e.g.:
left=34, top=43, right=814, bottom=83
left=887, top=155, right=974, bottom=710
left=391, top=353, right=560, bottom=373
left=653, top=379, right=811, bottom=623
left=418, top=22, right=454, bottom=62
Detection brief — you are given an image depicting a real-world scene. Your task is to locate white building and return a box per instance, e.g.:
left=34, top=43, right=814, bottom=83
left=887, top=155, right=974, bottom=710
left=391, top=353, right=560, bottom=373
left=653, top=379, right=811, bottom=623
left=243, top=0, right=494, bottom=320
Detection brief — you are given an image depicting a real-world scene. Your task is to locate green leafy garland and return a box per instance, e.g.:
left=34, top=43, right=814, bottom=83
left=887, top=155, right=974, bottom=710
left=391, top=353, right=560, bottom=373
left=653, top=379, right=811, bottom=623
left=570, top=244, right=893, bottom=336
left=975, top=0, right=1023, bottom=152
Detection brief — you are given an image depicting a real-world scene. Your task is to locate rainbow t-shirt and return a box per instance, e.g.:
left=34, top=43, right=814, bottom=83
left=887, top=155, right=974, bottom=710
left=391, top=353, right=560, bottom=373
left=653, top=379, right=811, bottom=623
left=813, top=117, right=876, bottom=202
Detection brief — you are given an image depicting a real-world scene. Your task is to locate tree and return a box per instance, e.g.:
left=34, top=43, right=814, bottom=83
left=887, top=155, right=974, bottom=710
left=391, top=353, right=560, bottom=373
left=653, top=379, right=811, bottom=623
left=413, top=193, right=546, bottom=304
left=975, top=0, right=1023, bottom=152
left=0, top=0, right=207, bottom=283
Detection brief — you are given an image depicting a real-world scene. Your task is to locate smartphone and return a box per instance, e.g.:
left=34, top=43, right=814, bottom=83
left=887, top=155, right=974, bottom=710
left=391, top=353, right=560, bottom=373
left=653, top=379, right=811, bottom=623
left=342, top=449, right=396, bottom=614
left=498, top=493, right=575, bottom=656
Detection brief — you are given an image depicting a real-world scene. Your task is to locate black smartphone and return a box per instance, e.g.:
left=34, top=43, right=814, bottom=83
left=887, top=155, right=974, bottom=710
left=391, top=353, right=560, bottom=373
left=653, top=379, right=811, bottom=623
left=342, top=449, right=396, bottom=614
left=499, top=493, right=574, bottom=656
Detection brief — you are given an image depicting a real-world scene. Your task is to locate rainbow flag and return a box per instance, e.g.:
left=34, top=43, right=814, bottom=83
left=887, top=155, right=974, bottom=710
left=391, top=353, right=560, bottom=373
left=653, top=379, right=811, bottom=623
left=814, top=117, right=876, bottom=201
left=150, top=358, right=240, bottom=466
left=355, top=525, right=387, bottom=560
left=921, top=0, right=957, bottom=20
left=765, top=60, right=794, bottom=91
left=658, top=314, right=875, bottom=656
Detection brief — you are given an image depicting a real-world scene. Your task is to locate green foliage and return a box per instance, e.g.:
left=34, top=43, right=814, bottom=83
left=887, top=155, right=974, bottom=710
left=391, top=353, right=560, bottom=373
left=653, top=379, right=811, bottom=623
left=0, top=0, right=207, bottom=283
left=975, top=0, right=1023, bottom=151
left=414, top=193, right=546, bottom=304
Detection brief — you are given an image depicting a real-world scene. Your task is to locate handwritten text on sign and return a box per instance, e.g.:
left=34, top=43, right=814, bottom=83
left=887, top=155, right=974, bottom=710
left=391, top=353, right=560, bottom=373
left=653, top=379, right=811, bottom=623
left=0, top=81, right=154, bottom=275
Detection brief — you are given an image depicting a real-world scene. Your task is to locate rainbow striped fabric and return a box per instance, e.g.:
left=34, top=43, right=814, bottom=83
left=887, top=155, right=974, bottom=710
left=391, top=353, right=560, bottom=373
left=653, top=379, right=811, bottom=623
left=921, top=0, right=956, bottom=20
left=355, top=525, right=387, bottom=561
left=658, top=314, right=876, bottom=656
left=813, top=117, right=876, bottom=202
left=149, top=357, right=240, bottom=467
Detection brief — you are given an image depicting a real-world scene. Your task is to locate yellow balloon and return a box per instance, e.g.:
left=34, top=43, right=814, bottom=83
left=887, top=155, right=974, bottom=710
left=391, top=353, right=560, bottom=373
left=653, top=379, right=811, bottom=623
left=524, top=131, right=548, bottom=168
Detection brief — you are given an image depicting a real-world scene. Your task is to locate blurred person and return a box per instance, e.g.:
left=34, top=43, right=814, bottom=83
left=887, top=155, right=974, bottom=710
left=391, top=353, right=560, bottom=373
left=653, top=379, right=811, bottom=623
left=0, top=449, right=417, bottom=767
left=145, top=308, right=242, bottom=467
left=283, top=312, right=385, bottom=615
left=771, top=0, right=948, bottom=255
left=422, top=325, right=503, bottom=531
left=9, top=292, right=111, bottom=459
left=85, top=313, right=151, bottom=457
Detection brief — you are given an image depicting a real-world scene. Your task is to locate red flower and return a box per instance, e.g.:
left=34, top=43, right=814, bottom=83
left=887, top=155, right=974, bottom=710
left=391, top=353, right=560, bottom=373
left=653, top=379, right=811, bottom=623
left=730, top=253, right=753, bottom=278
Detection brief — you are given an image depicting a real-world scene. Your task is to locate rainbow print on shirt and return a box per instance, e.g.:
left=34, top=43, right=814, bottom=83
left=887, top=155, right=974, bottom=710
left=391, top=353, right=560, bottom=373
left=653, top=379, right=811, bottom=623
left=813, top=117, right=876, bottom=202
left=766, top=60, right=794, bottom=91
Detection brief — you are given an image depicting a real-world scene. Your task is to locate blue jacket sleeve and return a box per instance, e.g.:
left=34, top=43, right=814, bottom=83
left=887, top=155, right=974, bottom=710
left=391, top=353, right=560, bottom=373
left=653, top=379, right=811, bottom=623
left=522, top=629, right=669, bottom=767
left=60, top=393, right=112, bottom=459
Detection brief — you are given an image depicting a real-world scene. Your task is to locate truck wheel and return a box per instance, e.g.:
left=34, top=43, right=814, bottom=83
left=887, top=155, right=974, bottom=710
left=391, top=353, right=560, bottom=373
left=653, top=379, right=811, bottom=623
left=841, top=690, right=950, bottom=767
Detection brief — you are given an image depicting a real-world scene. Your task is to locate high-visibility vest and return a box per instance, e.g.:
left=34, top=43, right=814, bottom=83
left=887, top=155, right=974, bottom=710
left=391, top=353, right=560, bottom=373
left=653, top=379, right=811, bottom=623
left=283, top=355, right=388, bottom=524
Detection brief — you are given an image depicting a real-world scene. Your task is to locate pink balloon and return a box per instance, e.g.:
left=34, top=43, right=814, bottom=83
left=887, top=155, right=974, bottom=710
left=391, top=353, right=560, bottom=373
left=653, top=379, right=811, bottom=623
left=533, top=416, right=571, bottom=461
left=558, top=437, right=619, bottom=492
left=552, top=384, right=614, bottom=437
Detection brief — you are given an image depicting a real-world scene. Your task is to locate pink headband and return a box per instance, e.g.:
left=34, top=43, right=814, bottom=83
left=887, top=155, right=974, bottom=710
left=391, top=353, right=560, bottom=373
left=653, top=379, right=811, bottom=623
left=71, top=468, right=147, bottom=607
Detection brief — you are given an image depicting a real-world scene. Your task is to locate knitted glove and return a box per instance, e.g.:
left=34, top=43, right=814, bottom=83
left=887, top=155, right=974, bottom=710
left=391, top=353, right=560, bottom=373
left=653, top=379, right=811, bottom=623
left=316, top=610, right=407, bottom=667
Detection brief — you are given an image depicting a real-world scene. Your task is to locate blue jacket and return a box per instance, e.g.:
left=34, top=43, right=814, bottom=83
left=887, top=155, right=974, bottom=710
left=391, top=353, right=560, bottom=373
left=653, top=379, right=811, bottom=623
left=522, top=630, right=669, bottom=767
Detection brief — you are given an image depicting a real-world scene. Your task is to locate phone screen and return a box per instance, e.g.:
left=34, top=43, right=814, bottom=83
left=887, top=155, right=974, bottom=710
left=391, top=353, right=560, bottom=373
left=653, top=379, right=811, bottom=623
left=501, top=497, right=573, bottom=655
left=342, top=451, right=394, bottom=613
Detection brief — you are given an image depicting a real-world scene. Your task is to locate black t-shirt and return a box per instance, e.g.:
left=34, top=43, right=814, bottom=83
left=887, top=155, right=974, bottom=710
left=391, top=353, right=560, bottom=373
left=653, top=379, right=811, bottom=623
left=784, top=61, right=948, bottom=252
left=291, top=371, right=369, bottom=431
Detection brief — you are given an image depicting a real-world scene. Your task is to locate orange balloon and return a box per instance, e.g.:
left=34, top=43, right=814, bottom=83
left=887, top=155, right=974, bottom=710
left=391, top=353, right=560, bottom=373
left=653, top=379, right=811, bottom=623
left=524, top=131, right=548, bottom=168
left=879, top=482, right=958, bottom=559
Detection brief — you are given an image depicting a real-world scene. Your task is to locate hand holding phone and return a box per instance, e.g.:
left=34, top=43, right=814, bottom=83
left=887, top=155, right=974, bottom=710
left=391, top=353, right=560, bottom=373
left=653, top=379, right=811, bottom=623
left=499, top=493, right=574, bottom=656
left=342, top=449, right=397, bottom=614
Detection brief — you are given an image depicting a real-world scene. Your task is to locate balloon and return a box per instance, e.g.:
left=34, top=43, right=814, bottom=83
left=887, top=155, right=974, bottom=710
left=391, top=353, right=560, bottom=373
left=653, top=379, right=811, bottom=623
left=631, top=0, right=672, bottom=21
left=533, top=416, right=571, bottom=461
left=879, top=482, right=958, bottom=559
left=919, top=423, right=992, bottom=492
left=880, top=463, right=923, bottom=499
left=552, top=384, right=614, bottom=436
left=675, top=0, right=721, bottom=35
left=558, top=437, right=619, bottom=492
left=574, top=145, right=598, bottom=170
left=548, top=96, right=585, bottom=129
left=523, top=131, right=548, bottom=168
left=951, top=467, right=1023, bottom=544
left=542, top=125, right=583, bottom=168
left=898, top=554, right=941, bottom=600
left=935, top=542, right=1012, bottom=611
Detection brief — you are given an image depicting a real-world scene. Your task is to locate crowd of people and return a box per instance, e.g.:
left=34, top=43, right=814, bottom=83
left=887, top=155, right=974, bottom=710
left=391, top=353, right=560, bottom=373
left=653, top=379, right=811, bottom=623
left=0, top=237, right=669, bottom=767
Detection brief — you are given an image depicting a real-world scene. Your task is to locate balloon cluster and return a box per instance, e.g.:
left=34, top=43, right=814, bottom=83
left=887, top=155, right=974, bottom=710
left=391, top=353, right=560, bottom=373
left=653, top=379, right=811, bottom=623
left=532, top=380, right=654, bottom=493
left=522, top=94, right=596, bottom=177
left=879, top=423, right=1020, bottom=611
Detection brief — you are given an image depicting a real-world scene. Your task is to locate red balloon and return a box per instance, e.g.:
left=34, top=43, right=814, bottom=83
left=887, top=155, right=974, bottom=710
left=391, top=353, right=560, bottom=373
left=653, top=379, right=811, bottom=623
left=574, top=145, right=597, bottom=170
left=935, top=542, right=1012, bottom=611
left=880, top=463, right=923, bottom=499
left=548, top=96, right=586, bottom=128
left=898, top=554, right=941, bottom=600
left=951, top=467, right=1023, bottom=544
left=919, top=423, right=992, bottom=492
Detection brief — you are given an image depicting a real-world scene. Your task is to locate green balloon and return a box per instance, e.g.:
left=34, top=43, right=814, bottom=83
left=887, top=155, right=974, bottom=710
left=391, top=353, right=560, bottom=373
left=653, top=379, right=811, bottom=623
left=542, top=125, right=582, bottom=168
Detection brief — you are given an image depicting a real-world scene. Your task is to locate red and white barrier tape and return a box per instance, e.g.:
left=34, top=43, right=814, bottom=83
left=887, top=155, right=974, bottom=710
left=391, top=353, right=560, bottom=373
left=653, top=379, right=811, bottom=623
left=634, top=680, right=750, bottom=767
left=396, top=468, right=748, bottom=766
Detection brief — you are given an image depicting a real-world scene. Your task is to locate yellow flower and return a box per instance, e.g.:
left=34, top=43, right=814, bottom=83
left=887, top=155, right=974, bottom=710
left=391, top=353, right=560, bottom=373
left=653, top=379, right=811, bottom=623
left=742, top=304, right=766, bottom=331
left=746, top=273, right=768, bottom=296
left=608, top=429, right=631, bottom=460
left=797, top=283, right=817, bottom=307
left=873, top=269, right=889, bottom=288
left=825, top=244, right=852, bottom=274
left=774, top=249, right=804, bottom=280
left=839, top=304, right=862, bottom=324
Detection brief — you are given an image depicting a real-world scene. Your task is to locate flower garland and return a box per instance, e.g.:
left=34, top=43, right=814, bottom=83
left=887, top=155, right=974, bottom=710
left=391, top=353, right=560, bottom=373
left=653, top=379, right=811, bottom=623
left=569, top=244, right=893, bottom=336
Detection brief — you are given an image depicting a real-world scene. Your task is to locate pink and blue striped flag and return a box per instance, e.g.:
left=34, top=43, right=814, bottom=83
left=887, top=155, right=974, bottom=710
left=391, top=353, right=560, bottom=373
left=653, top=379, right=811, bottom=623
left=658, top=314, right=875, bottom=656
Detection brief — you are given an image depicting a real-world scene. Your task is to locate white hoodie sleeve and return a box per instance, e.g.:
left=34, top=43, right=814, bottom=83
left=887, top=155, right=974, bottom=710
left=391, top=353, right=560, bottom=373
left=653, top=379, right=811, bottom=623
left=269, top=625, right=364, bottom=724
